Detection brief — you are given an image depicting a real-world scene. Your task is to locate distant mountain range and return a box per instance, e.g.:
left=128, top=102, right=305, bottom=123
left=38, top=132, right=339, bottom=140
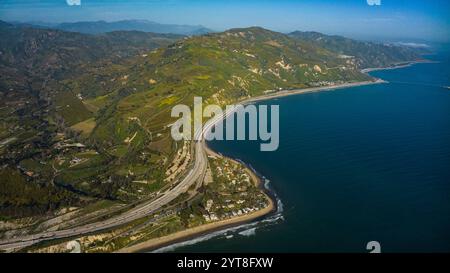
left=12, top=19, right=213, bottom=36
left=289, top=31, right=426, bottom=68
left=0, top=21, right=182, bottom=107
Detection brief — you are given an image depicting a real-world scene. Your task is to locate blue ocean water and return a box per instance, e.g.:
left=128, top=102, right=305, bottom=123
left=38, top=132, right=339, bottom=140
left=174, top=52, right=450, bottom=253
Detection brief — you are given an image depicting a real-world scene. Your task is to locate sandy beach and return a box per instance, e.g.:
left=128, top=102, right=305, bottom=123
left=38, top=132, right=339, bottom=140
left=360, top=59, right=435, bottom=73
left=117, top=67, right=411, bottom=253
left=118, top=134, right=275, bottom=253
left=118, top=193, right=274, bottom=253
left=242, top=79, right=386, bottom=105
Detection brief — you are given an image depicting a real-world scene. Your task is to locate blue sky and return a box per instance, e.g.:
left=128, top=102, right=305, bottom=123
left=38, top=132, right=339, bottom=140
left=0, top=0, right=449, bottom=42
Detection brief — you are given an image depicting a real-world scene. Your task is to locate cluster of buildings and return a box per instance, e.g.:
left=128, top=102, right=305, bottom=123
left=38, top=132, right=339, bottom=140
left=201, top=157, right=268, bottom=223
left=308, top=80, right=345, bottom=87
left=202, top=197, right=266, bottom=223
left=164, top=141, right=191, bottom=182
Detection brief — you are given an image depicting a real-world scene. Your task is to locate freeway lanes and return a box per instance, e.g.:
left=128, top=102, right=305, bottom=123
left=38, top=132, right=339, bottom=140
left=0, top=130, right=209, bottom=252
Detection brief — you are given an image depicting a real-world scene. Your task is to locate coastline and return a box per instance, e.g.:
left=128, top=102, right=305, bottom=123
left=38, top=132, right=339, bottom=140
left=242, top=79, right=386, bottom=104
left=360, top=59, right=435, bottom=73
left=118, top=137, right=276, bottom=253
left=119, top=61, right=419, bottom=253
left=118, top=191, right=274, bottom=253
left=120, top=79, right=384, bottom=253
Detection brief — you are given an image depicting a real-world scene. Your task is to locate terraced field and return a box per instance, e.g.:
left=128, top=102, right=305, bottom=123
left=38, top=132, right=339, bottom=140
left=0, top=22, right=422, bottom=250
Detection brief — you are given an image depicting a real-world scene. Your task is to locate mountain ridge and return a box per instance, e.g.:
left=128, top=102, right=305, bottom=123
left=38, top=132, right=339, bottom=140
left=11, top=19, right=213, bottom=36
left=289, top=30, right=424, bottom=69
left=0, top=23, right=422, bottom=218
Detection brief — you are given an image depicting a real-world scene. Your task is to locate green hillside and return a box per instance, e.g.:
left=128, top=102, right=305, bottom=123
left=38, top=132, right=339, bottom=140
left=0, top=22, right=182, bottom=216
left=0, top=24, right=421, bottom=218
left=82, top=27, right=372, bottom=144
left=289, top=31, right=422, bottom=69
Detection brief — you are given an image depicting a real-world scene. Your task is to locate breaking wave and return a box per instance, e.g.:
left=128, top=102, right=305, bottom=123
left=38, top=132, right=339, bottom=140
left=238, top=227, right=256, bottom=237
left=152, top=175, right=284, bottom=253
left=152, top=221, right=260, bottom=253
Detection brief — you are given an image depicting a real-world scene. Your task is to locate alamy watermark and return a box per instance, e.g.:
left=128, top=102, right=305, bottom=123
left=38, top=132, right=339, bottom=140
left=66, top=0, right=81, bottom=6
left=367, top=0, right=381, bottom=6
left=171, top=97, right=279, bottom=152
left=366, top=241, right=381, bottom=253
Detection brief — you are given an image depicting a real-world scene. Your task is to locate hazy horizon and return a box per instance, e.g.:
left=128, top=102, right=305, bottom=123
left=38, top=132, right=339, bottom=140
left=0, top=0, right=449, bottom=42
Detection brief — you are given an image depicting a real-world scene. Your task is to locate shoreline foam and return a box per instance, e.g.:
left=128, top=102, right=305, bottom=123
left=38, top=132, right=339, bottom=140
left=119, top=81, right=383, bottom=253
left=118, top=192, right=274, bottom=253
left=119, top=62, right=422, bottom=253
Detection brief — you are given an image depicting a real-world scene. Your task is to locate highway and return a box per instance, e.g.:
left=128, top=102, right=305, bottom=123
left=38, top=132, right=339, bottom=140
left=0, top=81, right=388, bottom=252
left=0, top=124, right=213, bottom=252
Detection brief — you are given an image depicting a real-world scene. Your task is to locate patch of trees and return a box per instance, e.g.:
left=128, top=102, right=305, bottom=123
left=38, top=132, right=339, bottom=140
left=0, top=168, right=79, bottom=218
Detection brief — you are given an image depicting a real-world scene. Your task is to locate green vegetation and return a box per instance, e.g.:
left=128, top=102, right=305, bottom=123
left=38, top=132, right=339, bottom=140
left=55, top=92, right=93, bottom=126
left=289, top=31, right=422, bottom=69
left=0, top=21, right=181, bottom=217
left=22, top=155, right=269, bottom=253
left=0, top=21, right=420, bottom=222
left=71, top=118, right=97, bottom=137
left=0, top=168, right=78, bottom=217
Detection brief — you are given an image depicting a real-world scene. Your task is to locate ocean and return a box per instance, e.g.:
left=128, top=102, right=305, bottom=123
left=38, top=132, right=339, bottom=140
left=164, top=51, right=450, bottom=253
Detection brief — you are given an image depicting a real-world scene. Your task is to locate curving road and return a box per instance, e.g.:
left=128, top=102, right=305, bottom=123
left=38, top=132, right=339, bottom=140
left=0, top=125, right=213, bottom=252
